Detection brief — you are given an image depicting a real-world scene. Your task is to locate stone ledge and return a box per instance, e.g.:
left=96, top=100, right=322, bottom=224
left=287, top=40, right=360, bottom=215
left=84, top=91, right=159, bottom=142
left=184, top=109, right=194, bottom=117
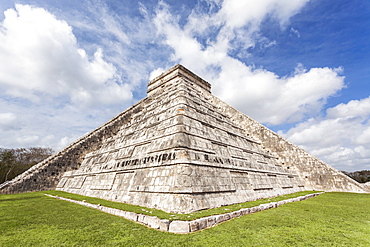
left=45, top=192, right=323, bottom=234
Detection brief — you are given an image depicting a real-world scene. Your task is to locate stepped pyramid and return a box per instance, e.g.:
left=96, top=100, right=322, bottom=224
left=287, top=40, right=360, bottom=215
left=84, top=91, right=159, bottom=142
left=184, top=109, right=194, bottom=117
left=1, top=65, right=368, bottom=213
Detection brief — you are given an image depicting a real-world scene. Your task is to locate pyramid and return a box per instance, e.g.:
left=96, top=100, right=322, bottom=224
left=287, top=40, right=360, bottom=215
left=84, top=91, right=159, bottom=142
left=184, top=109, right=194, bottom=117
left=1, top=64, right=368, bottom=213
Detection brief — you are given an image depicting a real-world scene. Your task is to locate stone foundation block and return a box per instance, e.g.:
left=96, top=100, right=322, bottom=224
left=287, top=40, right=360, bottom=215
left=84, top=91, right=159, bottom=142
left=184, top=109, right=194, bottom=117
left=215, top=214, right=227, bottom=224
left=224, top=213, right=231, bottom=221
left=239, top=208, right=251, bottom=215
left=206, top=216, right=216, bottom=227
left=125, top=211, right=138, bottom=222
left=249, top=206, right=259, bottom=214
left=195, top=218, right=208, bottom=230
left=189, top=220, right=199, bottom=232
left=231, top=210, right=241, bottom=218
left=146, top=216, right=160, bottom=229
left=137, top=214, right=146, bottom=224
left=168, top=220, right=190, bottom=234
left=159, top=219, right=170, bottom=231
left=270, top=202, right=278, bottom=208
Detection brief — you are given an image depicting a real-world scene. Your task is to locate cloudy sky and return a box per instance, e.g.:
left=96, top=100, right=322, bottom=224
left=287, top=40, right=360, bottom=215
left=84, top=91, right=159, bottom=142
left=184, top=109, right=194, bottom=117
left=0, top=0, right=369, bottom=172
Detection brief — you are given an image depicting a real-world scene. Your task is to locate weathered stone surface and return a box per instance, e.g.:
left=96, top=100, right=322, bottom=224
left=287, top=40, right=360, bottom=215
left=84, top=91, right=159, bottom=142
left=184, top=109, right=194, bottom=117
left=189, top=220, right=199, bottom=232
left=196, top=218, right=208, bottom=230
left=125, top=212, right=138, bottom=222
left=215, top=214, right=228, bottom=224
left=206, top=216, right=217, bottom=228
left=168, top=220, right=190, bottom=234
left=1, top=64, right=368, bottom=214
left=146, top=216, right=160, bottom=229
left=159, top=219, right=170, bottom=231
left=137, top=214, right=146, bottom=224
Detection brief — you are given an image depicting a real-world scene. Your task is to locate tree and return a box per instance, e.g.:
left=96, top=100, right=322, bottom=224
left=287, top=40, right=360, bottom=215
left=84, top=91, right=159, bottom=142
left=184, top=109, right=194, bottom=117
left=342, top=170, right=370, bottom=183
left=0, top=147, right=54, bottom=184
left=0, top=149, right=16, bottom=182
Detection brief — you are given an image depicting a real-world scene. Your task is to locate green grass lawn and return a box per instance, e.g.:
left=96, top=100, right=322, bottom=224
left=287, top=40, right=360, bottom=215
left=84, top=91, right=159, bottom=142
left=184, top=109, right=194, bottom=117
left=0, top=192, right=369, bottom=246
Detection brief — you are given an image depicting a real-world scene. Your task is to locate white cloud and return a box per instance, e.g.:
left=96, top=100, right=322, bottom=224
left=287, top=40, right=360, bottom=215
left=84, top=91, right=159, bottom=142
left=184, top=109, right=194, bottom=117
left=0, top=4, right=132, bottom=107
left=0, top=112, right=18, bottom=130
left=280, top=96, right=370, bottom=171
left=16, top=135, right=40, bottom=145
left=149, top=67, right=165, bottom=80
left=0, top=4, right=136, bottom=151
left=326, top=97, right=370, bottom=119
left=290, top=27, right=300, bottom=38
left=153, top=1, right=344, bottom=125
left=216, top=0, right=308, bottom=28
left=215, top=64, right=344, bottom=125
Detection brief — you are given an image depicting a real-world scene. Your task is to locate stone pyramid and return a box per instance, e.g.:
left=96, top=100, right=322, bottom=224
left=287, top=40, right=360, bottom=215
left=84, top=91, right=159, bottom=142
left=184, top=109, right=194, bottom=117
left=1, top=65, right=367, bottom=213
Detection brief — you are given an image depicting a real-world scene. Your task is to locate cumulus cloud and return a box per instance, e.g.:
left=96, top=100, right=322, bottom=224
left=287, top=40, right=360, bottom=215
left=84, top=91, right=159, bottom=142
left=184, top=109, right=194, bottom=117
left=0, top=112, right=19, bottom=130
left=149, top=67, right=165, bottom=80
left=280, top=97, right=370, bottom=171
left=215, top=64, right=345, bottom=125
left=0, top=4, right=137, bottom=152
left=153, top=0, right=344, bottom=125
left=0, top=4, right=132, bottom=107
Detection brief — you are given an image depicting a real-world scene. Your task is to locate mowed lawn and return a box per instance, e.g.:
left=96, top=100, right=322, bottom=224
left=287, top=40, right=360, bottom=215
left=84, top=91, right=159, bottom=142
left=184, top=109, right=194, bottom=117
left=0, top=192, right=369, bottom=246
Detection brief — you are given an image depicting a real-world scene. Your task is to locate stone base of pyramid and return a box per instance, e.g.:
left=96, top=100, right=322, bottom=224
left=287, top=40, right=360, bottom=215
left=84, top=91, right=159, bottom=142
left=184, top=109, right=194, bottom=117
left=57, top=162, right=304, bottom=213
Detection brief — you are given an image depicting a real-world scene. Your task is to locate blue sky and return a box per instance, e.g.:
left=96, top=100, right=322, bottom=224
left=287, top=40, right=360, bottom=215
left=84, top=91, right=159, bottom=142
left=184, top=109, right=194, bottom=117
left=0, top=0, right=369, bottom=172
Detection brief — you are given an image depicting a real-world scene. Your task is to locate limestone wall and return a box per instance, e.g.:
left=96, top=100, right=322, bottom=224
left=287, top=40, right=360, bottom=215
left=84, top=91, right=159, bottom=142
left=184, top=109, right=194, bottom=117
left=55, top=74, right=306, bottom=213
left=0, top=100, right=144, bottom=194
left=209, top=96, right=369, bottom=193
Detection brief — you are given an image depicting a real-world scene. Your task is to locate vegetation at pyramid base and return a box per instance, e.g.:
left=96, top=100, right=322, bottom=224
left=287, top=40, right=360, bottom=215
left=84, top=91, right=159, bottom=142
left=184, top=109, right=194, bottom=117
left=0, top=147, right=54, bottom=184
left=0, top=191, right=369, bottom=246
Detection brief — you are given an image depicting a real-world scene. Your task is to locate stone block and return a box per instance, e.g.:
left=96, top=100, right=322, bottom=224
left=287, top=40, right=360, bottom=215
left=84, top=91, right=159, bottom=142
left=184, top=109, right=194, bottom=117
left=231, top=210, right=241, bottom=218
left=137, top=214, right=146, bottom=224
left=215, top=214, right=226, bottom=224
left=111, top=208, right=121, bottom=215
left=249, top=206, right=259, bottom=214
left=206, top=216, right=217, bottom=227
left=196, top=218, right=208, bottom=230
left=224, top=213, right=231, bottom=221
left=146, top=216, right=160, bottom=229
left=125, top=211, right=138, bottom=222
left=159, top=219, right=170, bottom=231
left=239, top=208, right=251, bottom=215
left=189, top=220, right=199, bottom=232
left=168, top=220, right=190, bottom=234
left=116, top=210, right=126, bottom=218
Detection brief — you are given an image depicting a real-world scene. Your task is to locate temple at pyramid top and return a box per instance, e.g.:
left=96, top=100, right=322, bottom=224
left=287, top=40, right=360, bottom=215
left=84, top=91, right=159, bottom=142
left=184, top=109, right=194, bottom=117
left=1, top=64, right=368, bottom=213
left=147, top=64, right=211, bottom=96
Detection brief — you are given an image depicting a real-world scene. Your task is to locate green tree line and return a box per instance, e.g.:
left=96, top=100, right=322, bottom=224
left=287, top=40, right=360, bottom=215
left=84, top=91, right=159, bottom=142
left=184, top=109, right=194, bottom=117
left=0, top=147, right=54, bottom=184
left=342, top=170, right=370, bottom=183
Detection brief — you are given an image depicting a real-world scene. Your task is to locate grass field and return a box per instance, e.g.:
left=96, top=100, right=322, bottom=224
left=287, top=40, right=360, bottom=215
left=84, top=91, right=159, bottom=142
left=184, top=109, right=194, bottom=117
left=0, top=191, right=369, bottom=246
